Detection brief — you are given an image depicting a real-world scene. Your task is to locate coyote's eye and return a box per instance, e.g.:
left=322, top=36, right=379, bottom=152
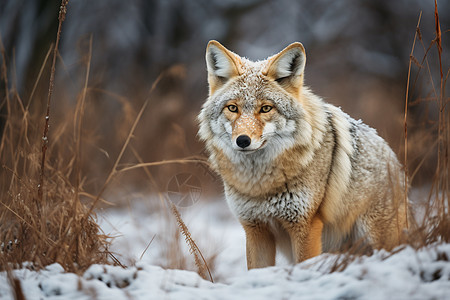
left=227, top=105, right=238, bottom=113
left=260, top=105, right=272, bottom=113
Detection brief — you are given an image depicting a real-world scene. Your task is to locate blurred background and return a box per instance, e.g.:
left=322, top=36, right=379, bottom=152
left=1, top=0, right=448, bottom=200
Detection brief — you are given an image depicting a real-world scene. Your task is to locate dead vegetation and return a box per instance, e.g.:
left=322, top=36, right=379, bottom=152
left=0, top=1, right=110, bottom=273
left=0, top=0, right=448, bottom=290
left=402, top=0, right=448, bottom=248
left=0, top=0, right=215, bottom=283
left=324, top=1, right=449, bottom=272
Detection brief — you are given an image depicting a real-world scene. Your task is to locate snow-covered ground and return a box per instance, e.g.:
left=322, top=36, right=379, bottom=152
left=1, top=197, right=450, bottom=299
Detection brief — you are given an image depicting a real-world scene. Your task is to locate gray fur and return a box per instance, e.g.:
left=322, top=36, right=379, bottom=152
left=198, top=41, right=407, bottom=266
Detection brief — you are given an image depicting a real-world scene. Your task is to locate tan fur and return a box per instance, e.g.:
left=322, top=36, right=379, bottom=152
left=277, top=214, right=323, bottom=263
left=263, top=42, right=306, bottom=97
left=223, top=99, right=272, bottom=144
left=306, top=214, right=324, bottom=259
left=198, top=40, right=408, bottom=270
left=242, top=222, right=276, bottom=269
left=206, top=41, right=243, bottom=95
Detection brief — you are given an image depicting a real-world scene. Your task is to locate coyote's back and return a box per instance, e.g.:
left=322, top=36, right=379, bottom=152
left=198, top=40, right=407, bottom=269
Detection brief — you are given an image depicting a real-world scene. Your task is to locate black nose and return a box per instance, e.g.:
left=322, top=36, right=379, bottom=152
left=236, top=135, right=251, bottom=149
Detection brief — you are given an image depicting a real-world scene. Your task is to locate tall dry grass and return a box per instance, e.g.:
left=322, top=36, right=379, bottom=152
left=404, top=1, right=449, bottom=247
left=323, top=1, right=449, bottom=273
left=0, top=0, right=214, bottom=284
left=0, top=0, right=447, bottom=291
left=0, top=1, right=110, bottom=273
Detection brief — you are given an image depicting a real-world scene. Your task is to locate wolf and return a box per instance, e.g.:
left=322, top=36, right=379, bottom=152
left=198, top=40, right=407, bottom=269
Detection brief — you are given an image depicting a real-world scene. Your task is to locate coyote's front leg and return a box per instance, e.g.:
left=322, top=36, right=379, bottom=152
left=241, top=221, right=276, bottom=269
left=281, top=214, right=323, bottom=263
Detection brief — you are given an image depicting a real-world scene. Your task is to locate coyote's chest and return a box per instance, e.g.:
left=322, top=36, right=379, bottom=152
left=225, top=186, right=313, bottom=223
left=212, top=144, right=314, bottom=198
left=214, top=146, right=318, bottom=223
left=222, top=161, right=286, bottom=196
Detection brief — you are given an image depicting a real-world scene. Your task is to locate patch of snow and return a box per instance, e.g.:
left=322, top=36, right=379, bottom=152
left=1, top=199, right=449, bottom=299
left=1, top=244, right=449, bottom=299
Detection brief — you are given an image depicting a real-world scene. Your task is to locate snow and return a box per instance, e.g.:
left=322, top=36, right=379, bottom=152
left=1, top=198, right=450, bottom=299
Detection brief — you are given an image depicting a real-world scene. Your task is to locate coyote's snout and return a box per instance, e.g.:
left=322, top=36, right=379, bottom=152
left=198, top=40, right=407, bottom=270
left=225, top=101, right=276, bottom=152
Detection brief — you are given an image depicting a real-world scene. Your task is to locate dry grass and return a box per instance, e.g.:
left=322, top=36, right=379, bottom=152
left=323, top=1, right=449, bottom=273
left=170, top=202, right=214, bottom=282
left=404, top=1, right=449, bottom=247
left=1, top=0, right=215, bottom=285
left=0, top=1, right=110, bottom=273
left=116, top=130, right=215, bottom=280
left=0, top=1, right=447, bottom=293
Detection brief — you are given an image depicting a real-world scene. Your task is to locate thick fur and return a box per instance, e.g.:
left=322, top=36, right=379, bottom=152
left=198, top=40, right=407, bottom=269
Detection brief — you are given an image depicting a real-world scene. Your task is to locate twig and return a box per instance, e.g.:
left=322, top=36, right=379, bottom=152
left=116, top=157, right=209, bottom=174
left=404, top=11, right=422, bottom=229
left=73, top=35, right=93, bottom=211
left=27, top=45, right=54, bottom=111
left=169, top=202, right=214, bottom=282
left=433, top=0, right=446, bottom=218
left=139, top=234, right=156, bottom=261
left=85, top=66, right=183, bottom=217
left=6, top=269, right=26, bottom=300
left=0, top=35, right=11, bottom=159
left=38, top=0, right=70, bottom=204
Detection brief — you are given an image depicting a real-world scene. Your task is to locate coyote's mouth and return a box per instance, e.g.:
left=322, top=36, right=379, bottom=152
left=237, top=140, right=267, bottom=153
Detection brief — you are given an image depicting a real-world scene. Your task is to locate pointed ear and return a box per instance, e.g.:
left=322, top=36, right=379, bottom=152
left=206, top=40, right=242, bottom=95
left=262, top=42, right=306, bottom=95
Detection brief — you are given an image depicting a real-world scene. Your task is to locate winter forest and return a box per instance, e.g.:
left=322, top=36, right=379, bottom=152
left=0, top=0, right=449, bottom=299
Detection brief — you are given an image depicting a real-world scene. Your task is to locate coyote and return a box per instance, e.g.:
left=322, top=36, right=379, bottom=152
left=198, top=41, right=407, bottom=269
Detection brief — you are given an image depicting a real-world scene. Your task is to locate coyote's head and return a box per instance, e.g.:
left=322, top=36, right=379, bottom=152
left=198, top=41, right=317, bottom=162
